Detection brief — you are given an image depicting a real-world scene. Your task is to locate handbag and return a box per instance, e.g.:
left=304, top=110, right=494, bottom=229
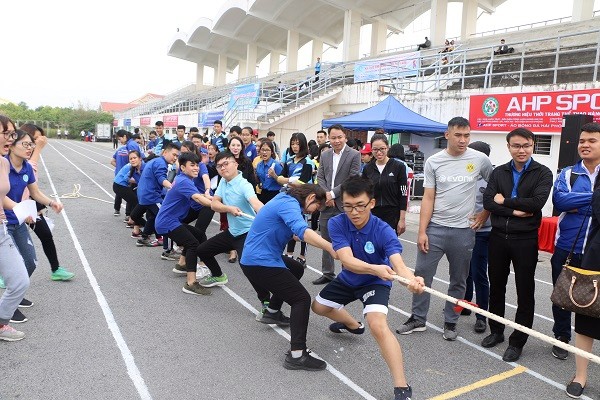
left=551, top=206, right=600, bottom=318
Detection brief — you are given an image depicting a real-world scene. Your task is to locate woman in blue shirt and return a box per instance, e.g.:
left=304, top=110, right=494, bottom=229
left=255, top=140, right=282, bottom=204
left=113, top=150, right=145, bottom=236
left=240, top=184, right=337, bottom=371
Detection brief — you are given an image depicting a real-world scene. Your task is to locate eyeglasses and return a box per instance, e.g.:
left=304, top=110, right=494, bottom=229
left=343, top=204, right=369, bottom=213
left=2, top=130, right=17, bottom=140
left=216, top=160, right=232, bottom=169
left=19, top=142, right=36, bottom=149
left=509, top=143, right=533, bottom=150
left=371, top=147, right=388, bottom=153
left=260, top=148, right=272, bottom=153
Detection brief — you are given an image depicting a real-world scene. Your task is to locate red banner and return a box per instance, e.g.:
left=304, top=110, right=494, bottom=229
left=140, top=117, right=151, bottom=126
left=470, top=89, right=600, bottom=132
left=163, top=115, right=178, bottom=127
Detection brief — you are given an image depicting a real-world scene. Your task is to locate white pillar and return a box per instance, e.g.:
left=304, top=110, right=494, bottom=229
left=215, top=54, right=227, bottom=86
left=238, top=59, right=247, bottom=80
left=270, top=51, right=280, bottom=74
left=461, top=0, right=478, bottom=40
left=343, top=9, right=361, bottom=62
left=312, top=39, right=323, bottom=65
left=196, top=64, right=205, bottom=89
left=286, top=30, right=299, bottom=72
left=370, top=21, right=387, bottom=56
left=246, top=44, right=257, bottom=77
left=430, top=0, right=448, bottom=48
left=573, top=0, right=594, bottom=22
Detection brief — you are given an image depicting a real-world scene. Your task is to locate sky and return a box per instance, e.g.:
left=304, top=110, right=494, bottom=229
left=0, top=0, right=589, bottom=110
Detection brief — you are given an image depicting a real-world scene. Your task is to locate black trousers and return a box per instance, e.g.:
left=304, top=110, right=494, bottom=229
left=165, top=225, right=206, bottom=271
left=240, top=263, right=309, bottom=350
left=182, top=207, right=215, bottom=233
left=29, top=215, right=60, bottom=272
left=130, top=203, right=159, bottom=238
left=113, top=183, right=137, bottom=216
left=488, top=233, right=539, bottom=348
left=372, top=206, right=400, bottom=232
left=197, top=230, right=247, bottom=278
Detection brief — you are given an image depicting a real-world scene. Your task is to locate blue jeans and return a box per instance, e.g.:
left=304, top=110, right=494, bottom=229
left=550, top=247, right=579, bottom=341
left=0, top=226, right=30, bottom=324
left=465, top=231, right=490, bottom=321
left=7, top=223, right=37, bottom=277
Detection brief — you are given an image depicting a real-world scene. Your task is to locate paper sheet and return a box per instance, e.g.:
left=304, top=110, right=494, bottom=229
left=12, top=199, right=38, bottom=224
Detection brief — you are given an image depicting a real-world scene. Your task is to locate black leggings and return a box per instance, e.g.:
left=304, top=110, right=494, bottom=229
left=165, top=225, right=206, bottom=271
left=372, top=206, right=400, bottom=232
left=183, top=207, right=215, bottom=233
left=130, top=204, right=159, bottom=237
left=197, top=231, right=247, bottom=276
left=113, top=183, right=138, bottom=217
left=240, top=263, right=309, bottom=350
left=29, top=215, right=60, bottom=272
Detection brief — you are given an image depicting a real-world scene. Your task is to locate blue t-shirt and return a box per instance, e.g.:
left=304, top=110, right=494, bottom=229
left=329, top=213, right=402, bottom=288
left=5, top=158, right=36, bottom=225
left=147, top=139, right=157, bottom=150
left=240, top=192, right=308, bottom=268
left=113, top=146, right=129, bottom=176
left=137, top=156, right=169, bottom=205
left=245, top=142, right=257, bottom=160
left=214, top=172, right=257, bottom=236
left=191, top=163, right=210, bottom=211
left=114, top=162, right=145, bottom=187
left=126, top=139, right=145, bottom=159
left=155, top=174, right=198, bottom=235
left=256, top=159, right=283, bottom=191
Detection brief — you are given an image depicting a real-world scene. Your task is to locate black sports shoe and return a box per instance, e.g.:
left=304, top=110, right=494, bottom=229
left=394, top=385, right=413, bottom=400
left=10, top=309, right=28, bottom=323
left=329, top=322, right=365, bottom=334
left=566, top=380, right=585, bottom=398
left=283, top=349, right=327, bottom=371
left=552, top=336, right=569, bottom=360
left=18, top=298, right=34, bottom=308
left=258, top=310, right=290, bottom=327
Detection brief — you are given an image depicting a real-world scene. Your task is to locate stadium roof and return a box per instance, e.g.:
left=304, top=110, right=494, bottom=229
left=168, top=0, right=508, bottom=70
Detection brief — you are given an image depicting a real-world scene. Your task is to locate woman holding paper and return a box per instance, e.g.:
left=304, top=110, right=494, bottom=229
left=0, top=115, right=29, bottom=341
left=2, top=130, right=63, bottom=323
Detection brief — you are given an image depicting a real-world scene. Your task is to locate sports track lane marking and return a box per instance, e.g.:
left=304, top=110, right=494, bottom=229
left=427, top=366, right=527, bottom=400
left=48, top=146, right=377, bottom=400
left=60, top=144, right=585, bottom=399
left=53, top=141, right=114, bottom=172
left=64, top=141, right=116, bottom=158
left=39, top=155, right=152, bottom=400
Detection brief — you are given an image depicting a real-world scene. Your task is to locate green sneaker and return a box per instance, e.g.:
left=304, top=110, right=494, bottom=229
left=172, top=263, right=187, bottom=274
left=255, top=300, right=269, bottom=321
left=182, top=282, right=211, bottom=296
left=0, top=276, right=5, bottom=289
left=51, top=267, right=75, bottom=281
left=199, top=274, right=228, bottom=288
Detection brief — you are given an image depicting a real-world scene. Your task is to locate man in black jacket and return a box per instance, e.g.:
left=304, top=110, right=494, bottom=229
left=481, top=128, right=553, bottom=362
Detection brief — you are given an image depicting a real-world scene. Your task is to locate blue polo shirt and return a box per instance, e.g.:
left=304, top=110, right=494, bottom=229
left=137, top=156, right=169, bottom=205
left=147, top=139, right=157, bottom=151
left=256, top=159, right=283, bottom=191
left=114, top=162, right=145, bottom=187
left=191, top=163, right=210, bottom=211
left=113, top=146, right=129, bottom=176
left=214, top=172, right=257, bottom=236
left=245, top=142, right=257, bottom=160
left=5, top=158, right=36, bottom=225
left=155, top=174, right=198, bottom=235
left=329, top=213, right=402, bottom=288
left=240, top=192, right=308, bottom=268
left=126, top=138, right=145, bottom=159
left=510, top=158, right=532, bottom=198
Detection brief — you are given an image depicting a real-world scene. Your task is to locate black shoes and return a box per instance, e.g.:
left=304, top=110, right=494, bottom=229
left=566, top=380, right=585, bottom=398
left=394, top=385, right=413, bottom=400
left=552, top=336, right=569, bottom=360
left=18, top=298, right=33, bottom=308
left=10, top=309, right=28, bottom=323
left=502, top=345, right=523, bottom=362
left=283, top=349, right=327, bottom=371
left=329, top=322, right=365, bottom=334
left=312, top=275, right=334, bottom=285
left=258, top=310, right=290, bottom=327
left=474, top=319, right=487, bottom=333
left=481, top=333, right=504, bottom=348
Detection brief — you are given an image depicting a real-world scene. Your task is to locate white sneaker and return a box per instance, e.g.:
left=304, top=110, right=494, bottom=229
left=0, top=324, right=25, bottom=341
left=196, top=265, right=211, bottom=279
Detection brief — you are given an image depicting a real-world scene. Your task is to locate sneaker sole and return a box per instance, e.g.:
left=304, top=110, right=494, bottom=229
left=443, top=333, right=458, bottom=341
left=172, top=268, right=187, bottom=275
left=552, top=350, right=568, bottom=360
left=283, top=360, right=327, bottom=371
left=397, top=326, right=426, bottom=335
left=199, top=279, right=228, bottom=288
left=51, top=275, right=74, bottom=281
left=0, top=335, right=25, bottom=342
left=10, top=318, right=28, bottom=324
left=181, top=287, right=211, bottom=296
left=258, top=318, right=290, bottom=327
left=18, top=303, right=34, bottom=308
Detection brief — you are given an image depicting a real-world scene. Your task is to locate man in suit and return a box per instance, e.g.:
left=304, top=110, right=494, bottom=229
left=314, top=124, right=361, bottom=284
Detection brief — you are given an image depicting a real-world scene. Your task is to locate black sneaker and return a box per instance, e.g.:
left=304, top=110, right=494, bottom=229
left=566, top=380, right=585, bottom=398
left=10, top=309, right=28, bottom=323
left=296, top=257, right=306, bottom=267
left=329, top=322, right=365, bottom=334
left=394, top=385, right=413, bottom=400
left=258, top=310, right=290, bottom=327
left=18, top=298, right=34, bottom=308
left=283, top=349, right=327, bottom=371
left=552, top=336, right=569, bottom=360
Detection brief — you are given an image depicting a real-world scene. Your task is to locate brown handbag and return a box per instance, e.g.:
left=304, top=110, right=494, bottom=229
left=551, top=206, right=600, bottom=318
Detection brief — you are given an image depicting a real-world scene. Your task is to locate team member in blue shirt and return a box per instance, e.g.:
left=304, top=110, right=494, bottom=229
left=311, top=176, right=424, bottom=400
left=111, top=131, right=129, bottom=217
left=255, top=140, right=283, bottom=204
left=130, top=142, right=179, bottom=247
left=239, top=184, right=337, bottom=371
left=113, top=150, right=145, bottom=236
left=155, top=152, right=212, bottom=296
left=241, top=126, right=257, bottom=160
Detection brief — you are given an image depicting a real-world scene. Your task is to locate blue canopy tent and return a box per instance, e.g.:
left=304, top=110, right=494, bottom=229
left=322, top=95, right=446, bottom=136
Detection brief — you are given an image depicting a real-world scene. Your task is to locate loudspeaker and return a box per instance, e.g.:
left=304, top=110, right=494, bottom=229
left=558, top=114, right=593, bottom=169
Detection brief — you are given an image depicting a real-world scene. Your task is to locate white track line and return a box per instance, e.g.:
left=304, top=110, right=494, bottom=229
left=39, top=155, right=152, bottom=400
left=52, top=142, right=114, bottom=172
left=62, top=140, right=116, bottom=158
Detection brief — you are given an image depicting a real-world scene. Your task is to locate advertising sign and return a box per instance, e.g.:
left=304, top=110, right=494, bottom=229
left=124, top=118, right=131, bottom=127
left=163, top=115, right=179, bottom=127
left=140, top=117, right=151, bottom=126
left=228, top=83, right=260, bottom=110
left=470, top=89, right=600, bottom=132
left=198, top=110, right=225, bottom=127
left=354, top=52, right=421, bottom=83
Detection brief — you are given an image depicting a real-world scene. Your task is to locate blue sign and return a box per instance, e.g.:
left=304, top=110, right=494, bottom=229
left=228, top=83, right=260, bottom=111
left=124, top=118, right=131, bottom=126
left=198, top=110, right=225, bottom=127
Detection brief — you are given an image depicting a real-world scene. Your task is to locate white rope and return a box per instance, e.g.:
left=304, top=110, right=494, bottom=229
left=51, top=184, right=114, bottom=204
left=239, top=212, right=256, bottom=220
left=393, top=275, right=600, bottom=365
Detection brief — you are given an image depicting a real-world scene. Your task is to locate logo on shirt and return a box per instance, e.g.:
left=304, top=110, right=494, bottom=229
left=362, top=290, right=375, bottom=303
left=436, top=175, right=474, bottom=183
left=364, top=241, right=375, bottom=254
left=388, top=172, right=394, bottom=176
left=23, top=174, right=29, bottom=183
left=466, top=163, right=475, bottom=173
